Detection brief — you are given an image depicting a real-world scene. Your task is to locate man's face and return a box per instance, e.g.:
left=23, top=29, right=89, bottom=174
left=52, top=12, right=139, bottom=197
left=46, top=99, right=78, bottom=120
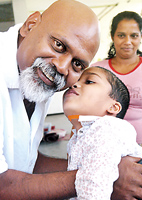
left=17, top=2, right=99, bottom=102
left=63, top=67, right=113, bottom=117
left=19, top=58, right=66, bottom=102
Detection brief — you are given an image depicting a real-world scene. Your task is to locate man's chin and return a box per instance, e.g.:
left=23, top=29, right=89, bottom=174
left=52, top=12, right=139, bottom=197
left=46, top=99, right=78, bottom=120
left=25, top=92, right=54, bottom=103
left=22, top=85, right=55, bottom=103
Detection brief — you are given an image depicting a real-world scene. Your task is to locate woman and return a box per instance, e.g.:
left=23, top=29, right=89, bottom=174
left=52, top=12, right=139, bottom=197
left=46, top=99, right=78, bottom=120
left=92, top=11, right=142, bottom=143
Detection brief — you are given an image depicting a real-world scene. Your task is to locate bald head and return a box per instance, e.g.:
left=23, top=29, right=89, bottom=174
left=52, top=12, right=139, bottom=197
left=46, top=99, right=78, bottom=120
left=42, top=0, right=100, bottom=57
left=43, top=0, right=97, bottom=22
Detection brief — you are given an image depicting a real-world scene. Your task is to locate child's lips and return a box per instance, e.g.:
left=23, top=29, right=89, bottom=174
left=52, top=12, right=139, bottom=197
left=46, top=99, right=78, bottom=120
left=65, top=88, right=79, bottom=96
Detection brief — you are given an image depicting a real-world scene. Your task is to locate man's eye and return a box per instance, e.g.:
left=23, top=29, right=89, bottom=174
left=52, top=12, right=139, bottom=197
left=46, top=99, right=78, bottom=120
left=52, top=39, right=65, bottom=52
left=72, top=59, right=85, bottom=72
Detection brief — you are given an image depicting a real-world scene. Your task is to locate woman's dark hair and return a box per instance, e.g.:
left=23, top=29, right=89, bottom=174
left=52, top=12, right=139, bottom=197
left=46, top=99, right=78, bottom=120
left=108, top=11, right=142, bottom=58
left=94, top=66, right=130, bottom=119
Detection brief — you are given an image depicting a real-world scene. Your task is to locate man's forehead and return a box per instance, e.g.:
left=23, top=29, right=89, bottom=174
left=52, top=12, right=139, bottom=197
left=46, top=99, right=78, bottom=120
left=41, top=0, right=100, bottom=62
left=42, top=0, right=99, bottom=38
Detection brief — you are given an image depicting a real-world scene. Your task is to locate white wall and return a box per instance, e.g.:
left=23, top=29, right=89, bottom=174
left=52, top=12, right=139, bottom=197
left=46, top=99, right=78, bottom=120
left=10, top=0, right=142, bottom=114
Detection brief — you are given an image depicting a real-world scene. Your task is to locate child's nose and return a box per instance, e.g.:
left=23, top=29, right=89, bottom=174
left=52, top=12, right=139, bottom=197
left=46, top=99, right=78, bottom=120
left=72, top=84, right=77, bottom=88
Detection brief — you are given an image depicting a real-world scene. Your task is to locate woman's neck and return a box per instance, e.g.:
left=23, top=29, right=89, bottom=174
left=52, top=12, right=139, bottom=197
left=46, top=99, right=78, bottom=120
left=111, top=55, right=140, bottom=74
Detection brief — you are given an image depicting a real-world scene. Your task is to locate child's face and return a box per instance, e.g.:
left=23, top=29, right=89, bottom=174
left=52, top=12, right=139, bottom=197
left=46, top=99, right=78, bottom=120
left=63, top=67, right=115, bottom=118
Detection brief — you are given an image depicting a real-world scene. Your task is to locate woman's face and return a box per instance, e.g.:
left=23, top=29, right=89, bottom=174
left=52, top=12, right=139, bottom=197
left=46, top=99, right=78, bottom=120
left=112, top=19, right=142, bottom=59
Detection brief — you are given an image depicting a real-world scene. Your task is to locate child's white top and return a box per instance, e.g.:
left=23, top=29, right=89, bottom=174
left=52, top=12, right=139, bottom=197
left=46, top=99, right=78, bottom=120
left=67, top=115, right=142, bottom=200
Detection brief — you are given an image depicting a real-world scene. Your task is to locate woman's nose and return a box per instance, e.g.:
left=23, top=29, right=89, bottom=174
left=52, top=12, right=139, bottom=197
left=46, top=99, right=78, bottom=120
left=125, top=36, right=131, bottom=44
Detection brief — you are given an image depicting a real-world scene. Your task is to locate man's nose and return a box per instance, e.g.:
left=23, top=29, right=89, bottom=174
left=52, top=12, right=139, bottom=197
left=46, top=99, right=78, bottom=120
left=52, top=55, right=72, bottom=76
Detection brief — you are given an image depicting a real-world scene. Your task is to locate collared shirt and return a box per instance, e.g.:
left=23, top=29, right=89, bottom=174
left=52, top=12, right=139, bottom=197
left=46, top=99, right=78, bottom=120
left=67, top=115, right=142, bottom=200
left=0, top=24, right=51, bottom=174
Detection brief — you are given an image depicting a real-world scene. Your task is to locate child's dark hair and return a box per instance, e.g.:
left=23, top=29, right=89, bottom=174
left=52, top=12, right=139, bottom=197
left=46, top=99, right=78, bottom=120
left=95, top=66, right=130, bottom=119
left=108, top=11, right=142, bottom=58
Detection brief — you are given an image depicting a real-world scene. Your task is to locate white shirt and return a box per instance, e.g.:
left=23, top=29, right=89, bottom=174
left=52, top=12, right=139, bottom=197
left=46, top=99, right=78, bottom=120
left=0, top=24, right=51, bottom=174
left=67, top=115, right=142, bottom=200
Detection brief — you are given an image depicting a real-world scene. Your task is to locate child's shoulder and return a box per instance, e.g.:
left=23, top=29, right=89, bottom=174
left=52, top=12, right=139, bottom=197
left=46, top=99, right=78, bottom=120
left=92, top=115, right=136, bottom=134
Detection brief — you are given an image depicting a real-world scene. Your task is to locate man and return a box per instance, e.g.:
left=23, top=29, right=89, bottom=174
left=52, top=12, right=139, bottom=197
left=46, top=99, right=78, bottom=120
left=0, top=0, right=100, bottom=199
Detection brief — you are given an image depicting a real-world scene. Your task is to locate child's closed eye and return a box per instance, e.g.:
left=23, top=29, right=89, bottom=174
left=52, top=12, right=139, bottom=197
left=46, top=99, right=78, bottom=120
left=86, top=80, right=95, bottom=84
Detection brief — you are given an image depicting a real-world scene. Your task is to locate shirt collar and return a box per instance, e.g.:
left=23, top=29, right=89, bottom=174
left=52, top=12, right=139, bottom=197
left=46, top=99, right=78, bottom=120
left=72, top=115, right=101, bottom=136
left=79, top=115, right=100, bottom=127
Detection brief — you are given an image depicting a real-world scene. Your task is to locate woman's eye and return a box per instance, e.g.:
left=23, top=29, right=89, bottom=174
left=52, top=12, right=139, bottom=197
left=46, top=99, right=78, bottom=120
left=118, top=34, right=124, bottom=38
left=72, top=59, right=85, bottom=72
left=131, top=34, right=139, bottom=38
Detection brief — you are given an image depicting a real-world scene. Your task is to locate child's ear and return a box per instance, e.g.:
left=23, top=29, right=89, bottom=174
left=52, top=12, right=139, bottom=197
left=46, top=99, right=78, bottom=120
left=20, top=11, right=41, bottom=37
left=107, top=101, right=122, bottom=115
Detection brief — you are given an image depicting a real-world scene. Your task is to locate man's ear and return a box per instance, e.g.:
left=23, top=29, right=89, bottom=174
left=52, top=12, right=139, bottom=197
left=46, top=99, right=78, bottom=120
left=20, top=11, right=41, bottom=37
left=107, top=101, right=122, bottom=115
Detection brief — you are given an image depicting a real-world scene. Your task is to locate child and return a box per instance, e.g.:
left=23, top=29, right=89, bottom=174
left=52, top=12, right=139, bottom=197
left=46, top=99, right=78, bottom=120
left=63, top=66, right=142, bottom=200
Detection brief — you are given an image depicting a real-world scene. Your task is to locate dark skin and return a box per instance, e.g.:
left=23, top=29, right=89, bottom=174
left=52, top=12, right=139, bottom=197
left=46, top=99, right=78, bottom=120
left=111, top=156, right=142, bottom=200
left=0, top=0, right=100, bottom=199
left=0, top=167, right=77, bottom=200
left=0, top=152, right=77, bottom=199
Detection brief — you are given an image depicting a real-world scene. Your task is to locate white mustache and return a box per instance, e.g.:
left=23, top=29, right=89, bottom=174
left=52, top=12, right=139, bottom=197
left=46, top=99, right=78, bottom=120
left=19, top=58, right=66, bottom=103
left=32, top=58, right=66, bottom=91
